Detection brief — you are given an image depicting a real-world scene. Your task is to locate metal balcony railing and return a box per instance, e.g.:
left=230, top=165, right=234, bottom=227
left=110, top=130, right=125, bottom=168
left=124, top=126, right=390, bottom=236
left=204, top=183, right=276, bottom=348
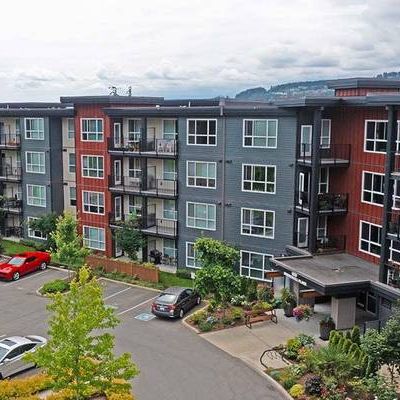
left=296, top=191, right=348, bottom=213
left=141, top=216, right=177, bottom=237
left=0, top=166, right=21, bottom=181
left=108, top=136, right=178, bottom=157
left=145, top=179, right=178, bottom=197
left=295, top=233, right=346, bottom=253
left=0, top=133, right=21, bottom=148
left=298, top=144, right=351, bottom=164
left=0, top=198, right=22, bottom=213
left=0, top=226, right=23, bottom=237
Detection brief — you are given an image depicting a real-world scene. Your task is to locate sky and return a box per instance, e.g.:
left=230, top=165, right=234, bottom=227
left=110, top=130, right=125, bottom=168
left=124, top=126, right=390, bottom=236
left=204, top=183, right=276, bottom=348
left=0, top=0, right=399, bottom=101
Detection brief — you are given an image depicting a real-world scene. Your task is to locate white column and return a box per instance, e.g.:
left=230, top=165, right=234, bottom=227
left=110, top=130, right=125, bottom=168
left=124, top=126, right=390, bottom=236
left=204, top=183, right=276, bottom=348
left=331, top=296, right=356, bottom=330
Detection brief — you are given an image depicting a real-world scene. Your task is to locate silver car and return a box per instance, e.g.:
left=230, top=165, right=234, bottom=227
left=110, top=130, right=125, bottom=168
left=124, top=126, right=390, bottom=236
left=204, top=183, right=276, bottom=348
left=0, top=336, right=47, bottom=379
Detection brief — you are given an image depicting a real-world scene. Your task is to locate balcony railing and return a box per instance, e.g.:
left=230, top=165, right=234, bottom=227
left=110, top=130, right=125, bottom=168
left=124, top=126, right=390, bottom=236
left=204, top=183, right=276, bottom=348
left=0, top=198, right=22, bottom=213
left=108, top=137, right=177, bottom=157
left=0, top=226, right=23, bottom=237
left=142, top=216, right=177, bottom=237
left=295, top=233, right=346, bottom=254
left=296, top=191, right=348, bottom=213
left=0, top=166, right=21, bottom=181
left=0, top=133, right=21, bottom=148
left=149, top=249, right=177, bottom=268
left=298, top=144, right=351, bottom=165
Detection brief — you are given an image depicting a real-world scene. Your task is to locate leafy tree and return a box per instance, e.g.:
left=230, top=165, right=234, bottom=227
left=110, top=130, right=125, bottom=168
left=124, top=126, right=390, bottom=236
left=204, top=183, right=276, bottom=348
left=114, top=212, right=144, bottom=261
left=51, top=212, right=88, bottom=267
left=194, top=237, right=239, bottom=269
left=26, top=266, right=139, bottom=399
left=28, top=213, right=58, bottom=250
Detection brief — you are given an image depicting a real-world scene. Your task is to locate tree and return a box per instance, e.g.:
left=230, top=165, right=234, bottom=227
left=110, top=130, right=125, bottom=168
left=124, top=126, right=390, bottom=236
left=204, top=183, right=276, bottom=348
left=51, top=212, right=88, bottom=267
left=26, top=266, right=139, bottom=399
left=28, top=213, right=58, bottom=250
left=114, top=212, right=144, bottom=261
left=194, top=237, right=239, bottom=269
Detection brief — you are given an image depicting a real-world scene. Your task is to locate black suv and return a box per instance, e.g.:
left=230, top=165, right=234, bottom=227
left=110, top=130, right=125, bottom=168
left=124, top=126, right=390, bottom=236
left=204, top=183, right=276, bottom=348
left=151, top=287, right=201, bottom=319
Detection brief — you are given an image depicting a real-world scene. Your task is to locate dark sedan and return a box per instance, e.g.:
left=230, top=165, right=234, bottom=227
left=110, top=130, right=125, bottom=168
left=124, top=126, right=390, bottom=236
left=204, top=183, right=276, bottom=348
left=151, top=287, right=201, bottom=319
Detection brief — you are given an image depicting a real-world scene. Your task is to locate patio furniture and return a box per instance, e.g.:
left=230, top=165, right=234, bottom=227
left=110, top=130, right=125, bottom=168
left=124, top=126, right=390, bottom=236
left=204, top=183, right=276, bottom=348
left=244, top=309, right=278, bottom=329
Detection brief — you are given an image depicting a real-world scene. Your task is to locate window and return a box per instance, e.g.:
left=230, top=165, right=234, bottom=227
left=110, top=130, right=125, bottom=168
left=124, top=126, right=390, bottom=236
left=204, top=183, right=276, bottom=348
left=389, top=240, right=400, bottom=265
left=82, top=155, right=104, bottom=178
left=186, top=242, right=201, bottom=269
left=320, top=119, right=331, bottom=148
left=163, top=200, right=177, bottom=220
left=69, top=186, right=76, bottom=206
left=186, top=202, right=216, bottom=230
left=67, top=118, right=75, bottom=139
left=365, top=120, right=387, bottom=153
left=163, top=159, right=177, bottom=180
left=128, top=119, right=141, bottom=143
left=25, top=118, right=44, bottom=140
left=319, top=167, right=329, bottom=193
left=128, top=158, right=141, bottom=178
left=362, top=171, right=384, bottom=206
left=68, top=153, right=76, bottom=173
left=26, top=184, right=46, bottom=207
left=163, top=239, right=177, bottom=260
left=359, top=220, right=382, bottom=257
left=128, top=195, right=142, bottom=216
left=187, top=161, right=216, bottom=188
left=187, top=119, right=217, bottom=146
left=27, top=216, right=46, bottom=240
left=163, top=120, right=177, bottom=140
left=241, top=208, right=274, bottom=238
left=25, top=151, right=45, bottom=174
left=317, top=216, right=327, bottom=239
left=81, top=118, right=103, bottom=141
left=82, top=191, right=105, bottom=214
left=393, top=180, right=400, bottom=210
left=242, top=164, right=275, bottom=193
left=240, top=251, right=272, bottom=281
left=83, top=226, right=105, bottom=251
left=243, top=119, right=278, bottom=148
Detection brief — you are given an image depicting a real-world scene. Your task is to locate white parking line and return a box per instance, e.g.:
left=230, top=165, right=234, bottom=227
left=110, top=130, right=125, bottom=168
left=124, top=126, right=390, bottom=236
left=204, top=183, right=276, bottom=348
left=117, top=296, right=158, bottom=316
left=4, top=270, right=50, bottom=286
left=104, top=287, right=131, bottom=301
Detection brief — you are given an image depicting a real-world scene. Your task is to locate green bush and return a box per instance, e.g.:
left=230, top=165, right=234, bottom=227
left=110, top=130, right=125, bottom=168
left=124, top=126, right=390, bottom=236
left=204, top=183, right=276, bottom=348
left=198, top=320, right=213, bottom=332
left=207, top=299, right=218, bottom=313
left=40, top=279, right=70, bottom=295
left=351, top=325, right=361, bottom=345
left=231, top=307, right=244, bottom=320
left=285, top=337, right=302, bottom=360
left=190, top=310, right=207, bottom=325
left=251, top=301, right=272, bottom=314
left=268, top=369, right=281, bottom=381
left=289, top=384, right=304, bottom=398
left=221, top=315, right=233, bottom=325
left=176, top=269, right=192, bottom=279
left=297, top=333, right=315, bottom=347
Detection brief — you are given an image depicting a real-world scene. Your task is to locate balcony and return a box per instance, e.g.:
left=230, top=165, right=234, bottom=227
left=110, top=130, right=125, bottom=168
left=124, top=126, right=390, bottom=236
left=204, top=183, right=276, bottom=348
left=0, top=226, right=22, bottom=238
left=296, top=233, right=346, bottom=254
left=298, top=144, right=351, bottom=166
left=296, top=191, right=348, bottom=215
left=108, top=137, right=177, bottom=157
left=0, top=166, right=21, bottom=182
left=388, top=212, right=400, bottom=240
left=0, top=133, right=21, bottom=149
left=0, top=198, right=22, bottom=214
left=109, top=175, right=178, bottom=198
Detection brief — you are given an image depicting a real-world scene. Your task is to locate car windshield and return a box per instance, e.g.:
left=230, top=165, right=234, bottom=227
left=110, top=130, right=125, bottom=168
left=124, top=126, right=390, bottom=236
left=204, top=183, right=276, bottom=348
left=0, top=346, right=9, bottom=362
left=8, top=257, right=26, bottom=266
left=158, top=294, right=177, bottom=304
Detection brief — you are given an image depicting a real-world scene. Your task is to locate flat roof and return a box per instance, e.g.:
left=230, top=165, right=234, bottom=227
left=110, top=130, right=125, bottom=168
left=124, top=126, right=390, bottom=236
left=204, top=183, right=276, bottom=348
left=60, top=95, right=164, bottom=105
left=328, top=77, right=400, bottom=90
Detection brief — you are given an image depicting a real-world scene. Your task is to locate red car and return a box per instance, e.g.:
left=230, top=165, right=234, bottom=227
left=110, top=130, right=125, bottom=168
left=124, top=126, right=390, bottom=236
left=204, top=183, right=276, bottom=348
left=0, top=251, right=51, bottom=281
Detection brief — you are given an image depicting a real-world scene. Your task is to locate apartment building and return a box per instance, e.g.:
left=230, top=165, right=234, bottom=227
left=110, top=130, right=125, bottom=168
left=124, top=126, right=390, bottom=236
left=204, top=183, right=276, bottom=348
left=0, top=103, right=72, bottom=240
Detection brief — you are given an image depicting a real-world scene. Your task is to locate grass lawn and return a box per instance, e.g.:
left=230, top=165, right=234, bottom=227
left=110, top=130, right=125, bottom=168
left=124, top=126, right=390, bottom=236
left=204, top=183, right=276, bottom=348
left=159, top=271, right=194, bottom=289
left=1, top=239, right=35, bottom=256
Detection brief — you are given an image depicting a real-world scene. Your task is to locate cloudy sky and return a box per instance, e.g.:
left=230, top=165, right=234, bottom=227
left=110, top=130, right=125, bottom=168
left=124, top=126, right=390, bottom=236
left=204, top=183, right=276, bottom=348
left=0, top=0, right=398, bottom=101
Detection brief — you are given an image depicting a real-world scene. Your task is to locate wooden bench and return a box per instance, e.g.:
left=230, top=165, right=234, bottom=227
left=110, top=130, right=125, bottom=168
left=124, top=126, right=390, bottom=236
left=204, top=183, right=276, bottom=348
left=244, top=309, right=278, bottom=329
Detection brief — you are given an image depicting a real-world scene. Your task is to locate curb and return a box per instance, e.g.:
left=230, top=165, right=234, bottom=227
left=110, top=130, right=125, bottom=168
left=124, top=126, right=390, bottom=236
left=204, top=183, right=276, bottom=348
left=181, top=302, right=209, bottom=334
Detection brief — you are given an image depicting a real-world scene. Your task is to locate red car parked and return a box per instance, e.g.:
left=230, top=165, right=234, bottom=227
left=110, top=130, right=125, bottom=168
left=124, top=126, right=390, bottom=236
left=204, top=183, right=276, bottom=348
left=0, top=251, right=51, bottom=281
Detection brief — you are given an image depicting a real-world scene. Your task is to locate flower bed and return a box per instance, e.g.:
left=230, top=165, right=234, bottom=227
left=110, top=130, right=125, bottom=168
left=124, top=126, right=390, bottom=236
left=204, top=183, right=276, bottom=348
left=39, top=279, right=70, bottom=295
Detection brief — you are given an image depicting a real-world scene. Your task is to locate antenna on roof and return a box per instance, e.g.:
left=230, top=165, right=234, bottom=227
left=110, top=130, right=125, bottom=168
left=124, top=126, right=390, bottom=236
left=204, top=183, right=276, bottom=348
left=109, top=86, right=119, bottom=96
left=126, top=86, right=132, bottom=96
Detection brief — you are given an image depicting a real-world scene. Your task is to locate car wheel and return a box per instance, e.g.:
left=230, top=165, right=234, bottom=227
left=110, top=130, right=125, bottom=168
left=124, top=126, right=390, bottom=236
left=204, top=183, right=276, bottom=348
left=13, top=272, right=20, bottom=281
left=39, top=262, right=47, bottom=270
left=196, top=296, right=201, bottom=305
left=179, top=308, right=185, bottom=318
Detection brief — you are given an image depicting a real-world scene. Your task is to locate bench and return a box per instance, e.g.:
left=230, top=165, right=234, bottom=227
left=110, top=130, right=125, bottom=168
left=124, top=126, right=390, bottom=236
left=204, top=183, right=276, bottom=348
left=244, top=309, right=278, bottom=329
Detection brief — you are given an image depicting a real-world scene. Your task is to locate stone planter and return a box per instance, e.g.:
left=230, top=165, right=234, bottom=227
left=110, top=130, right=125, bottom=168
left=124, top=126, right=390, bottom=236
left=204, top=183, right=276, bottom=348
left=283, top=304, right=294, bottom=318
left=319, top=320, right=336, bottom=340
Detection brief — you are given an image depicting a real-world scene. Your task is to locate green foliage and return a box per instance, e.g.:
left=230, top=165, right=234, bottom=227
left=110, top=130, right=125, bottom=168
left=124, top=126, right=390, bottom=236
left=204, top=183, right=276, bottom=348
left=231, top=307, right=244, bottom=320
left=350, top=325, right=361, bottom=345
left=257, top=286, right=274, bottom=302
left=198, top=320, right=213, bottom=332
left=297, top=333, right=315, bottom=347
left=113, top=213, right=144, bottom=261
left=251, top=301, right=272, bottom=314
left=194, top=237, right=239, bottom=269
left=40, top=279, right=70, bottom=295
left=360, top=376, right=398, bottom=400
left=2, top=239, right=35, bottom=255
left=175, top=268, right=192, bottom=279
left=27, top=213, right=58, bottom=250
left=279, top=366, right=302, bottom=390
left=345, top=330, right=352, bottom=341
left=190, top=310, right=207, bottom=325
left=240, top=277, right=258, bottom=302
left=51, top=213, right=88, bottom=267
left=25, top=266, right=139, bottom=399
left=304, top=375, right=322, bottom=396
left=289, top=384, right=304, bottom=398
left=286, top=338, right=302, bottom=360
left=280, top=287, right=296, bottom=308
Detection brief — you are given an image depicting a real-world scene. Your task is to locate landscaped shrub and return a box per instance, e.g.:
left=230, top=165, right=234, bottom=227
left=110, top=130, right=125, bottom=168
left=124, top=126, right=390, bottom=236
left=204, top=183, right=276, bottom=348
left=289, top=384, right=304, bottom=398
left=190, top=310, right=207, bottom=325
left=304, top=374, right=322, bottom=395
left=207, top=299, right=218, bottom=312
left=257, top=286, right=274, bottom=302
left=251, top=301, right=272, bottom=314
left=231, top=307, right=244, bottom=320
left=176, top=269, right=192, bottom=279
left=350, top=325, right=361, bottom=345
left=40, top=279, right=70, bottom=295
left=268, top=369, right=282, bottom=381
left=221, top=315, right=233, bottom=325
left=0, top=374, right=53, bottom=400
left=230, top=294, right=246, bottom=306
left=285, top=337, right=302, bottom=360
left=198, top=320, right=214, bottom=332
left=297, top=333, right=315, bottom=347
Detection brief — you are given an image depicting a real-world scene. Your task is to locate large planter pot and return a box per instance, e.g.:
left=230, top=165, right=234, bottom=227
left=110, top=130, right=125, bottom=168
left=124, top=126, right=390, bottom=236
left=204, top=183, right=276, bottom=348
left=284, top=304, right=294, bottom=317
left=320, top=321, right=336, bottom=340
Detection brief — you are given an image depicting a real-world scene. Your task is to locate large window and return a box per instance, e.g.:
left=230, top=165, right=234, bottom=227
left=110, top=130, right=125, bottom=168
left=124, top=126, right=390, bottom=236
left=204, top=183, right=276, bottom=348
left=320, top=119, right=331, bottom=148
left=242, top=164, right=275, bottom=193
left=186, top=202, right=216, bottom=230
left=81, top=119, right=103, bottom=142
left=187, top=161, right=216, bottom=188
left=82, top=155, right=104, bottom=178
left=27, top=216, right=46, bottom=240
left=163, top=120, right=177, bottom=140
left=83, top=226, right=105, bottom=251
left=163, top=199, right=177, bottom=220
left=163, top=159, right=177, bottom=180
left=26, top=184, right=46, bottom=207
left=359, top=220, right=382, bottom=257
left=365, top=120, right=387, bottom=153
left=25, top=118, right=44, bottom=140
left=68, top=153, right=76, bottom=173
left=240, top=250, right=272, bottom=281
left=82, top=191, right=105, bottom=214
left=128, top=119, right=141, bottom=143
left=69, top=186, right=76, bottom=206
left=187, top=119, right=217, bottom=146
left=362, top=171, right=384, bottom=206
left=243, top=119, right=278, bottom=148
left=186, top=242, right=201, bottom=269
left=241, top=208, right=274, bottom=238
left=25, top=151, right=45, bottom=174
left=67, top=118, right=75, bottom=139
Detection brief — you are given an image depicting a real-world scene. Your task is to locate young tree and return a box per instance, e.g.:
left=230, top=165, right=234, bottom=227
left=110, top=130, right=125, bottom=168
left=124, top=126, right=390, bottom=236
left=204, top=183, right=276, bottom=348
left=114, top=212, right=144, bottom=261
left=51, top=212, right=88, bottom=267
left=194, top=237, right=239, bottom=269
left=28, top=213, right=58, bottom=249
left=26, top=266, right=139, bottom=399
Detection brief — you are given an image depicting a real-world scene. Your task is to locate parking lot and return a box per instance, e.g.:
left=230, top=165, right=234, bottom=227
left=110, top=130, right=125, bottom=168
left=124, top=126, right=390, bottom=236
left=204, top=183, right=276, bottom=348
left=0, top=267, right=285, bottom=400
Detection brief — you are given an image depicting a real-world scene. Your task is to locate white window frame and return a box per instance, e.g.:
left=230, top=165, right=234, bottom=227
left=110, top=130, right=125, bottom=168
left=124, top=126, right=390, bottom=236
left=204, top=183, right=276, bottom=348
left=82, top=191, right=105, bottom=215
left=81, top=155, right=104, bottom=179
left=69, top=186, right=76, bottom=206
left=243, top=119, right=278, bottom=149
left=162, top=119, right=177, bottom=140
left=83, top=225, right=105, bottom=251
left=186, top=201, right=216, bottom=231
left=393, top=180, right=400, bottom=210
left=319, top=167, right=329, bottom=194
left=68, top=153, right=76, bottom=174
left=359, top=220, right=382, bottom=258
left=317, top=216, right=328, bottom=239
left=300, top=125, right=313, bottom=157
left=163, top=199, right=177, bottom=220
left=241, top=207, right=275, bottom=239
left=67, top=118, right=75, bottom=140
left=26, top=184, right=46, bottom=207
left=186, top=161, right=216, bottom=189
left=361, top=171, right=384, bottom=207
left=24, top=118, right=44, bottom=140
left=187, top=119, right=217, bottom=146
left=27, top=216, right=47, bottom=240
left=186, top=241, right=201, bottom=269
left=389, top=240, right=400, bottom=266
left=364, top=120, right=387, bottom=154
left=80, top=118, right=104, bottom=142
left=25, top=151, right=45, bottom=174
left=320, top=119, right=331, bottom=148
left=163, top=159, right=177, bottom=181
left=240, top=250, right=272, bottom=281
left=127, top=119, right=141, bottom=143
left=241, top=164, right=276, bottom=194
left=114, top=196, right=122, bottom=221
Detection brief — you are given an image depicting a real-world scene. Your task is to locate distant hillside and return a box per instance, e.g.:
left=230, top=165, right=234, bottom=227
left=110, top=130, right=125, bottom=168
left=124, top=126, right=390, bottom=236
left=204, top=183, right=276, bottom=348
left=235, top=72, right=400, bottom=101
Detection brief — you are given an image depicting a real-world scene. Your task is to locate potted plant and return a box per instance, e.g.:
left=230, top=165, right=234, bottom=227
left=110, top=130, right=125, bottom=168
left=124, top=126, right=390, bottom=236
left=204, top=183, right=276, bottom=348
left=280, top=288, right=296, bottom=317
left=293, top=304, right=312, bottom=321
left=319, top=316, right=335, bottom=340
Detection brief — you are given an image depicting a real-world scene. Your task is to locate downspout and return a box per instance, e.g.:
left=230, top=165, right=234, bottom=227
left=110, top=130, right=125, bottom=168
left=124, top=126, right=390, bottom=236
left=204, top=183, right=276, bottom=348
left=220, top=100, right=226, bottom=241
